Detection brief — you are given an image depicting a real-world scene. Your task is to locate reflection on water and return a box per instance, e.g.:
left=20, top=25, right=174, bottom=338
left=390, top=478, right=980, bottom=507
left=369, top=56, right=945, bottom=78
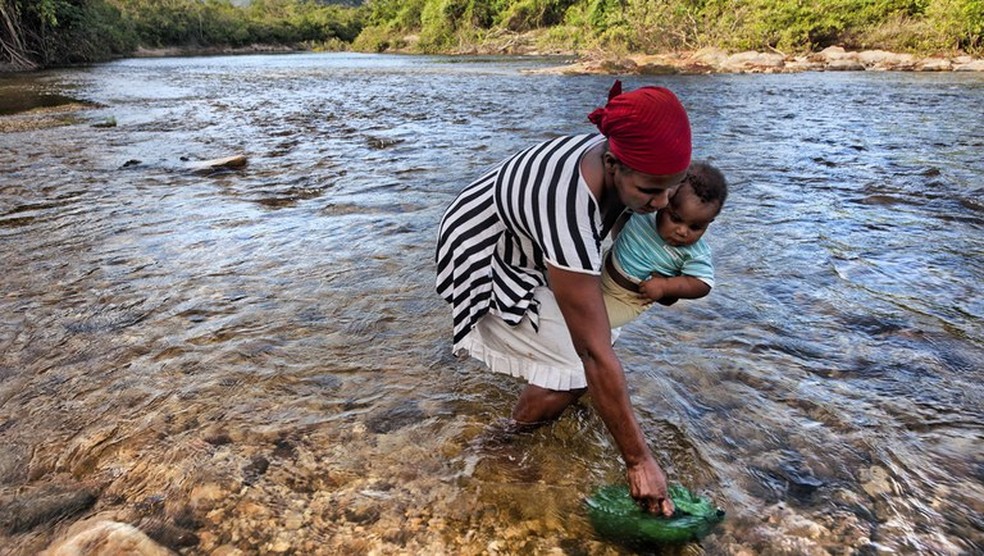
left=0, top=53, right=982, bottom=554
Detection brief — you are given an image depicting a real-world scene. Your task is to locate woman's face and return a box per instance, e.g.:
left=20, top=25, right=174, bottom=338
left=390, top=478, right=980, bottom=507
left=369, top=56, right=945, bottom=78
left=610, top=159, right=686, bottom=214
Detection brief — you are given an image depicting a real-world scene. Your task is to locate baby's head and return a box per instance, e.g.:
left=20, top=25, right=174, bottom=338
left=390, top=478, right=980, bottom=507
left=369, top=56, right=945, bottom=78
left=656, top=161, right=727, bottom=247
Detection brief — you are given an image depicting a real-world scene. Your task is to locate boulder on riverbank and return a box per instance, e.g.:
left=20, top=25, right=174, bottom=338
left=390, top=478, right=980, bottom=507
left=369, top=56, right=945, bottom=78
left=532, top=46, right=984, bottom=75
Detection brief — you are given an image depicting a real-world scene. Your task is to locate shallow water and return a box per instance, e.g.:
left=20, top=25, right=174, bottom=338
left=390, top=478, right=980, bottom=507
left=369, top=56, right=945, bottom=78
left=0, top=53, right=982, bottom=554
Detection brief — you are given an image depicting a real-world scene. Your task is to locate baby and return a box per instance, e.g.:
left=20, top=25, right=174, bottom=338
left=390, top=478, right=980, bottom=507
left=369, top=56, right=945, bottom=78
left=603, top=161, right=728, bottom=328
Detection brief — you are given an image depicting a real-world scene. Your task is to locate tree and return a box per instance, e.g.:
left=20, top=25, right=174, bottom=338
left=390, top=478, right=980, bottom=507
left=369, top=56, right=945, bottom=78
left=1, top=0, right=134, bottom=70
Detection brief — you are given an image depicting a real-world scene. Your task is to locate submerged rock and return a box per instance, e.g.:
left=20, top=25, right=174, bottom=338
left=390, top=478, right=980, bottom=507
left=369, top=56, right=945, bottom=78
left=40, top=519, right=175, bottom=556
left=0, top=441, right=30, bottom=486
left=188, top=155, right=248, bottom=175
left=138, top=517, right=200, bottom=550
left=91, top=117, right=117, bottom=128
left=0, top=484, right=98, bottom=534
left=365, top=401, right=426, bottom=434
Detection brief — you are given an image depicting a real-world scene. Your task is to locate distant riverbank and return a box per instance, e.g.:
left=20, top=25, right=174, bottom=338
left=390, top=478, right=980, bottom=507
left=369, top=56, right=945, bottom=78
left=131, top=44, right=302, bottom=58
left=5, top=38, right=982, bottom=77
left=532, top=46, right=984, bottom=75
left=8, top=41, right=977, bottom=78
left=130, top=39, right=984, bottom=76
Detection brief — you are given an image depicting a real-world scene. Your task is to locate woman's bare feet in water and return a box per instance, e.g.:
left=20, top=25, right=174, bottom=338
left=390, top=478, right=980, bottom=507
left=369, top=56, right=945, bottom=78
left=462, top=418, right=544, bottom=482
left=469, top=417, right=540, bottom=450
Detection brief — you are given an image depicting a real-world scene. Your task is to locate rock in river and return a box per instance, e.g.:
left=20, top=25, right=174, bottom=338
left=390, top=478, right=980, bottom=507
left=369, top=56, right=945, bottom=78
left=0, top=484, right=98, bottom=534
left=41, top=519, right=175, bottom=556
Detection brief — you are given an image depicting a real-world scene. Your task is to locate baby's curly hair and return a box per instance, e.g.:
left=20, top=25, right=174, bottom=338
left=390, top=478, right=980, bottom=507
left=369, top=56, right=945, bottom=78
left=685, top=161, right=728, bottom=212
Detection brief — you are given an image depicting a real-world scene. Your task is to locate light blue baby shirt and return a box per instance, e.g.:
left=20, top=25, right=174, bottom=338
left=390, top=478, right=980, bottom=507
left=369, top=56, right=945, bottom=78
left=612, top=211, right=715, bottom=287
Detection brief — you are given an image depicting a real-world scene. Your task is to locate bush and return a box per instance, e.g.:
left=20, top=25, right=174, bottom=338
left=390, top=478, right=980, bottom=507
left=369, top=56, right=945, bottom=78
left=352, top=23, right=405, bottom=51
left=417, top=0, right=485, bottom=51
left=352, top=0, right=984, bottom=55
left=496, top=0, right=575, bottom=32
left=924, top=0, right=984, bottom=52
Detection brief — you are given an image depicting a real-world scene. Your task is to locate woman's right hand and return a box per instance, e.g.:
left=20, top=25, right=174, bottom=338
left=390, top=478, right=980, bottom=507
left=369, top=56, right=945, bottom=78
left=626, top=456, right=675, bottom=517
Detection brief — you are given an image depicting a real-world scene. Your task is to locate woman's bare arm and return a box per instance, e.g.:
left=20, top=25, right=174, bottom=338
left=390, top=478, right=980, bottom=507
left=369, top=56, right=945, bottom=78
left=547, top=263, right=674, bottom=516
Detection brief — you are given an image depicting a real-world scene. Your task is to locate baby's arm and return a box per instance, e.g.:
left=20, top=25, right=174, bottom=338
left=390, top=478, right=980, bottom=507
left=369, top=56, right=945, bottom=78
left=638, top=274, right=711, bottom=303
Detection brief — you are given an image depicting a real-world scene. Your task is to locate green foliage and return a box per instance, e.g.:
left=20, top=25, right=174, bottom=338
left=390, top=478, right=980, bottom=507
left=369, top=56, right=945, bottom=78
left=496, top=0, right=575, bottom=32
left=352, top=0, right=984, bottom=55
left=363, top=0, right=427, bottom=28
left=1, top=0, right=367, bottom=69
left=0, top=0, right=138, bottom=68
left=36, top=0, right=63, bottom=26
left=924, top=0, right=984, bottom=51
left=64, top=0, right=138, bottom=60
left=105, top=0, right=363, bottom=47
left=3, top=0, right=981, bottom=70
left=352, top=0, right=427, bottom=51
left=351, top=24, right=398, bottom=51
left=417, top=0, right=498, bottom=51
left=596, top=0, right=703, bottom=52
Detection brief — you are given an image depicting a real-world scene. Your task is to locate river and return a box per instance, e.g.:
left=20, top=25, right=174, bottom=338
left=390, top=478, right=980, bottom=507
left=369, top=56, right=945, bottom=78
left=0, top=52, right=982, bottom=555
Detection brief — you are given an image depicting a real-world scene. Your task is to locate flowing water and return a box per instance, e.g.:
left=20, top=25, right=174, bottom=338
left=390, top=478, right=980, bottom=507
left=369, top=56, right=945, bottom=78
left=0, top=53, right=982, bottom=555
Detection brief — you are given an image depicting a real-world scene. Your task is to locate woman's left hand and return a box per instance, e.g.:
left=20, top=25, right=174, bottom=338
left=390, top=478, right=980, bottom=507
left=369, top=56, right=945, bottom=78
left=639, top=275, right=667, bottom=301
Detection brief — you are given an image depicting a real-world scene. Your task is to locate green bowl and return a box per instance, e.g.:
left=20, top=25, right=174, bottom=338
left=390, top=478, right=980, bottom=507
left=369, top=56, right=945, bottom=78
left=585, top=483, right=725, bottom=545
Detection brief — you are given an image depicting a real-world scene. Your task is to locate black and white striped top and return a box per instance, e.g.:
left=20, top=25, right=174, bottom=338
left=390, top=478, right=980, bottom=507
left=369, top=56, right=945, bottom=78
left=435, top=134, right=611, bottom=348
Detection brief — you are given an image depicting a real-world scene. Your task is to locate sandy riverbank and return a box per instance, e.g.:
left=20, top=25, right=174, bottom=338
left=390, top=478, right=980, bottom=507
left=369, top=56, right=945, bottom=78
left=0, top=103, right=103, bottom=133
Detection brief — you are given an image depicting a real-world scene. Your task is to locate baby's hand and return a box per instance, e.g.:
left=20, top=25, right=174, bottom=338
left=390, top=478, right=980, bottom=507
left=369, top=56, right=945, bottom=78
left=639, top=275, right=667, bottom=301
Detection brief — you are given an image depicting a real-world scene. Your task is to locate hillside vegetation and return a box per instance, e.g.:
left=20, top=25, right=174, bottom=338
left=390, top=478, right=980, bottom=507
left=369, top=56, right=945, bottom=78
left=1, top=0, right=981, bottom=70
left=0, top=0, right=361, bottom=69
left=354, top=0, right=983, bottom=56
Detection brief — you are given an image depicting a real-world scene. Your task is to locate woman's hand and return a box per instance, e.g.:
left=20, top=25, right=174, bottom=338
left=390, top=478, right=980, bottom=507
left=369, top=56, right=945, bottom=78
left=626, top=456, right=675, bottom=517
left=638, top=275, right=668, bottom=301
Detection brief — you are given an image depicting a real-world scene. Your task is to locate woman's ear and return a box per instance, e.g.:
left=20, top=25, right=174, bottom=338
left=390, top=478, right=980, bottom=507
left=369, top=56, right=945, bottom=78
left=603, top=152, right=618, bottom=172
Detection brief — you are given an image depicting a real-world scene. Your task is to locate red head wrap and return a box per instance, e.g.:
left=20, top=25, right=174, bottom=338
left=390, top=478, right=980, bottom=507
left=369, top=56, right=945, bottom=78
left=587, top=80, right=692, bottom=176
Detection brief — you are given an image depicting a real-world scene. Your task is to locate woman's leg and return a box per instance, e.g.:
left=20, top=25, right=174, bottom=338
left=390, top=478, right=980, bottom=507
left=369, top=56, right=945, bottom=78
left=511, top=384, right=587, bottom=425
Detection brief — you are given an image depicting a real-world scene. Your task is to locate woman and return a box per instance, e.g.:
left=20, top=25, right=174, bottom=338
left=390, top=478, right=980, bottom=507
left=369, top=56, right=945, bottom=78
left=435, top=81, right=691, bottom=516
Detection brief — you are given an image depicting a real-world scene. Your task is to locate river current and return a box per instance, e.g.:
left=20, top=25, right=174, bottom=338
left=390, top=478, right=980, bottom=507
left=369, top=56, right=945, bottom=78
left=0, top=53, right=982, bottom=555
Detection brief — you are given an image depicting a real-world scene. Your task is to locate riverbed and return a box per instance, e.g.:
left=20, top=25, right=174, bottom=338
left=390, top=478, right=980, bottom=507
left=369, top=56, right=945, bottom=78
left=1, top=53, right=982, bottom=555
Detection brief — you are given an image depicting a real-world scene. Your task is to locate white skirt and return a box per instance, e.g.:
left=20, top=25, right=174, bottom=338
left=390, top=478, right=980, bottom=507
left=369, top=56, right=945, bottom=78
left=455, top=286, right=620, bottom=391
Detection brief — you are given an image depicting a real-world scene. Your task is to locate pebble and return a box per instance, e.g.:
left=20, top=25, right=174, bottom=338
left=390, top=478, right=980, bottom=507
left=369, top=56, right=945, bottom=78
left=283, top=511, right=304, bottom=530
left=859, top=466, right=894, bottom=497
left=268, top=536, right=291, bottom=553
left=189, top=483, right=226, bottom=511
